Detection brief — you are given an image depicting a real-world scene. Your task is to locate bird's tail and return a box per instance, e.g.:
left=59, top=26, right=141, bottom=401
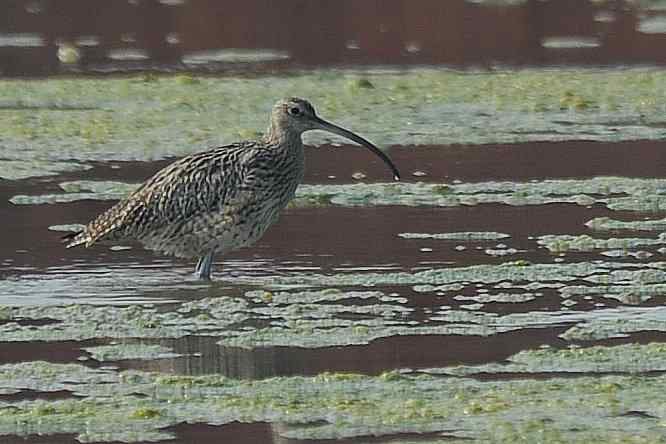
left=61, top=230, right=89, bottom=249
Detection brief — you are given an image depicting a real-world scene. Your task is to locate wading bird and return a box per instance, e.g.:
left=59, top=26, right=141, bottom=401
left=64, top=98, right=400, bottom=280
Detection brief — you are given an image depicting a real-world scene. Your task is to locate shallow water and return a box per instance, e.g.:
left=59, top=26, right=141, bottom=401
left=3, top=137, right=666, bottom=442
left=4, top=141, right=660, bottom=303
left=4, top=0, right=666, bottom=76
left=3, top=12, right=666, bottom=434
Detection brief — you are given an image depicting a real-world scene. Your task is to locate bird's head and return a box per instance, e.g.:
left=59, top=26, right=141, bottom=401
left=270, top=97, right=319, bottom=134
left=268, top=97, right=400, bottom=181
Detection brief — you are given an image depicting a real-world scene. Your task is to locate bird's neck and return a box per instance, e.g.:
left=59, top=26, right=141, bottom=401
left=263, top=126, right=303, bottom=148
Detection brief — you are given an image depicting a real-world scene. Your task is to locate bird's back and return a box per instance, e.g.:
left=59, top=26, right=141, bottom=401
left=66, top=139, right=304, bottom=258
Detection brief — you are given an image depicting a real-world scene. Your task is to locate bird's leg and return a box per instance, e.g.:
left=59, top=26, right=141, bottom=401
left=194, top=250, right=215, bottom=280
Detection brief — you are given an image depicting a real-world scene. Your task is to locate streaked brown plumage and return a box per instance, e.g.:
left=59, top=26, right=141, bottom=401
left=64, top=97, right=400, bottom=280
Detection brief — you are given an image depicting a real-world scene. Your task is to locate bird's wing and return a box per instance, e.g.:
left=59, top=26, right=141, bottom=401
left=66, top=142, right=257, bottom=248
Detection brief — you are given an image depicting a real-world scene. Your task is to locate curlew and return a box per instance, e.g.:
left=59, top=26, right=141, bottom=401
left=64, top=98, right=400, bottom=280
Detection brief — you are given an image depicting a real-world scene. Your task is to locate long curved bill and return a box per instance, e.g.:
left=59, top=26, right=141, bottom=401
left=312, top=116, right=401, bottom=181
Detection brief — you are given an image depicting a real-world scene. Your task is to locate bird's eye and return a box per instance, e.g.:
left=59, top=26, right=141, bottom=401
left=288, top=106, right=302, bottom=116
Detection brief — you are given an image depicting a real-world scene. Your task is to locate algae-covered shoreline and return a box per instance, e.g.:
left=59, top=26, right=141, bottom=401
left=3, top=67, right=666, bottom=180
left=1, top=354, right=666, bottom=443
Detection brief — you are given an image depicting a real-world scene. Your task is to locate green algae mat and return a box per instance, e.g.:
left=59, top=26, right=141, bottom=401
left=4, top=67, right=666, bottom=443
left=3, top=68, right=666, bottom=180
left=2, top=282, right=666, bottom=442
left=1, top=356, right=666, bottom=443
